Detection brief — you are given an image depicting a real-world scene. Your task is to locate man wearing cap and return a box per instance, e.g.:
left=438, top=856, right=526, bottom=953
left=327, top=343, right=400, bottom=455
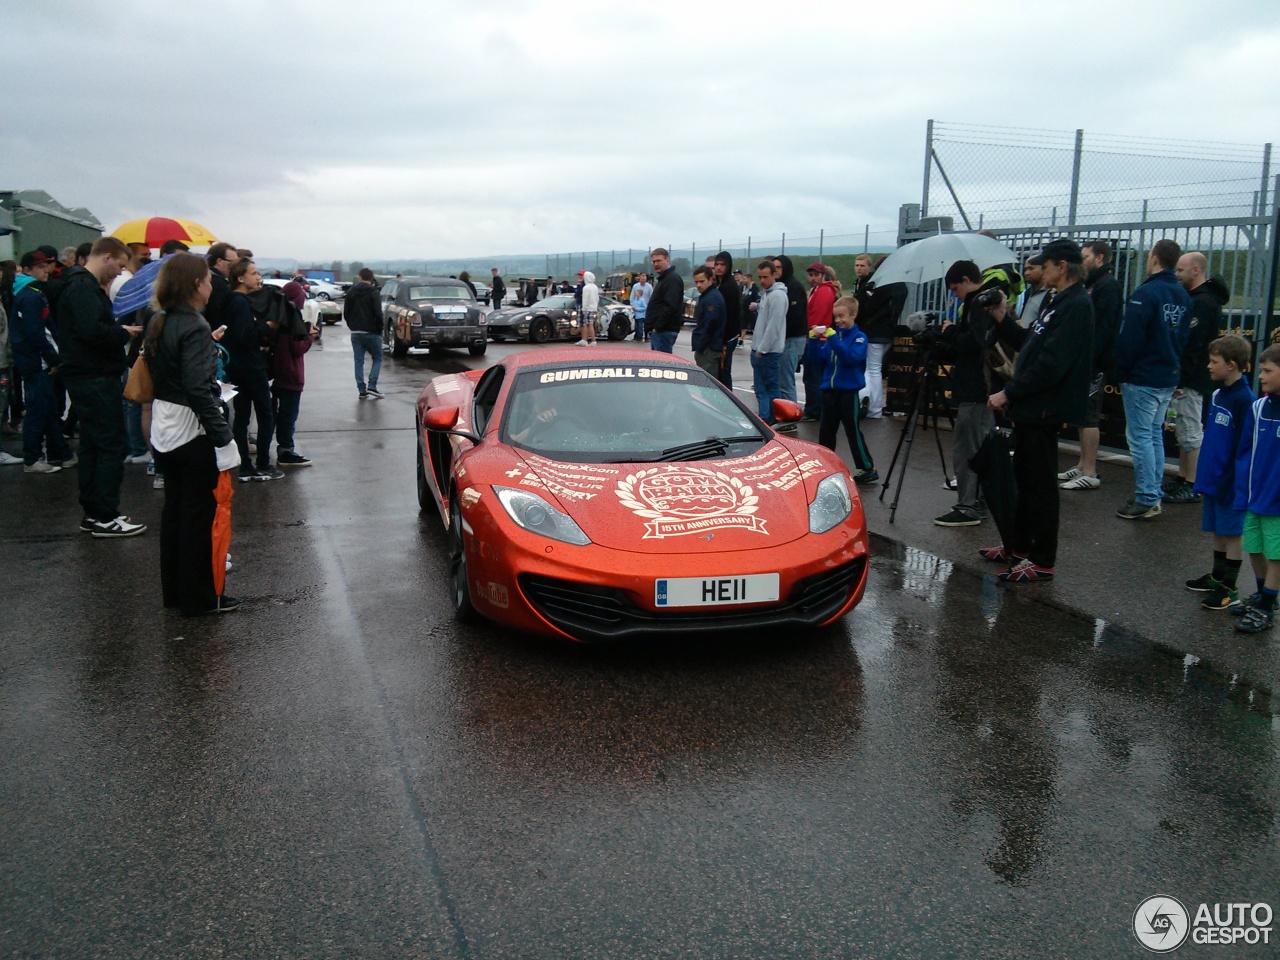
left=56, top=236, right=147, bottom=537
left=10, top=251, right=75, bottom=473
left=1112, top=238, right=1192, bottom=520
left=1058, top=240, right=1124, bottom=491
left=802, top=262, right=838, bottom=421
left=1020, top=254, right=1049, bottom=329
left=987, top=238, right=1095, bottom=582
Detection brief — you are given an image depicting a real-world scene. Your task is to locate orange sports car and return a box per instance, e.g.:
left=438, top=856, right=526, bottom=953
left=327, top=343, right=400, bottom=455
left=415, top=347, right=870, bottom=642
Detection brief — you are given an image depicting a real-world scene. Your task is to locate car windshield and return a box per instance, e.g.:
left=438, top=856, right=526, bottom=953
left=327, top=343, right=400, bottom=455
left=532, top=296, right=573, bottom=309
left=502, top=365, right=766, bottom=463
left=408, top=285, right=472, bottom=301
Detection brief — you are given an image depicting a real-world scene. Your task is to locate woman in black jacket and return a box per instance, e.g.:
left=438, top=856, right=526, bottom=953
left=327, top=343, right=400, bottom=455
left=145, top=254, right=242, bottom=615
left=225, top=258, right=280, bottom=481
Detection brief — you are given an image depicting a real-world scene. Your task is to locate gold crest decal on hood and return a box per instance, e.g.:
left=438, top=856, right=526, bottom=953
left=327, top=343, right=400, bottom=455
left=616, top=466, right=767, bottom=539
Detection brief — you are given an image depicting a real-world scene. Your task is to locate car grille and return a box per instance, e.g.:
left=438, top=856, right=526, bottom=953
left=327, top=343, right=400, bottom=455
left=518, top=558, right=866, bottom=642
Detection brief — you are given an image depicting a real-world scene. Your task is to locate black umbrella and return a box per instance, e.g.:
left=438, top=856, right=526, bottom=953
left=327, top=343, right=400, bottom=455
left=970, top=425, right=1017, bottom=552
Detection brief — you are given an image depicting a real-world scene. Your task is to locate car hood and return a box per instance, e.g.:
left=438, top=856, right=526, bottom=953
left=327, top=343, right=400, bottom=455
left=489, top=307, right=531, bottom=322
left=509, top=442, right=828, bottom=553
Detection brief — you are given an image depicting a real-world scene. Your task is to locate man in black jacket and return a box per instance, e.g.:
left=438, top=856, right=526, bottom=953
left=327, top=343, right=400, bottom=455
left=1058, top=240, right=1123, bottom=490
left=935, top=260, right=1009, bottom=527
left=988, top=238, right=1095, bottom=582
left=203, top=242, right=239, bottom=333
left=489, top=268, right=505, bottom=309
left=1166, top=251, right=1230, bottom=502
left=343, top=268, right=384, bottom=398
left=646, top=248, right=685, bottom=353
left=713, top=252, right=741, bottom=389
left=57, top=236, right=147, bottom=537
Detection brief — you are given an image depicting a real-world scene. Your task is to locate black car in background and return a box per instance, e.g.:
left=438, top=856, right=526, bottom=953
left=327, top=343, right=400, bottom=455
left=486, top=293, right=633, bottom=343
left=381, top=276, right=487, bottom=357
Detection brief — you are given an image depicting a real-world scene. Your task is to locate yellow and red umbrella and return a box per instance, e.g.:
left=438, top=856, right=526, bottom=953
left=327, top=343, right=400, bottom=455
left=111, top=217, right=218, bottom=248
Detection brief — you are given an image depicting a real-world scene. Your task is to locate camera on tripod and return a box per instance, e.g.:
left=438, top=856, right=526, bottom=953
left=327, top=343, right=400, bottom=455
left=904, top=310, right=943, bottom=349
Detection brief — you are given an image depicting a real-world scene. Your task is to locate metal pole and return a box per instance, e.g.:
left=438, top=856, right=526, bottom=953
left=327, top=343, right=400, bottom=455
left=922, top=119, right=934, bottom=217
left=1051, top=206, right=1058, bottom=228
left=1260, top=143, right=1273, bottom=217
left=692, top=242, right=696, bottom=266
left=781, top=233, right=786, bottom=254
left=1068, top=128, right=1084, bottom=227
left=819, top=229, right=824, bottom=261
left=864, top=225, right=869, bottom=253
left=747, top=236, right=751, bottom=262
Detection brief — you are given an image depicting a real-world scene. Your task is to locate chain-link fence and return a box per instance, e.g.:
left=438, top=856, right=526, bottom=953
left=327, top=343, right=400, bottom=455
left=922, top=121, right=1274, bottom=230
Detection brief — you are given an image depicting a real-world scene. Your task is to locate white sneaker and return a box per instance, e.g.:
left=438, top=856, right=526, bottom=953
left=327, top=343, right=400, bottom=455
left=0, top=451, right=22, bottom=465
left=1057, top=466, right=1084, bottom=482
left=1060, top=474, right=1101, bottom=490
left=23, top=460, right=61, bottom=474
left=576, top=339, right=588, bottom=346
left=124, top=453, right=150, bottom=465
left=153, top=475, right=165, bottom=489
left=86, top=515, right=147, bottom=538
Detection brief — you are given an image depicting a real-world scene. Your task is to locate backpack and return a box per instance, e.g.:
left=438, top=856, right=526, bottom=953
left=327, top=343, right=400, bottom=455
left=246, top=285, right=308, bottom=341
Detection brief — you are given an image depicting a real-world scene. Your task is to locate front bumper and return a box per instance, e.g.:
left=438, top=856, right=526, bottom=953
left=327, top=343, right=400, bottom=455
left=461, top=501, right=869, bottom=642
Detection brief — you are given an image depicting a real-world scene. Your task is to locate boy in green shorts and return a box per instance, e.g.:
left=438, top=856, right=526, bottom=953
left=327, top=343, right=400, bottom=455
left=1184, top=336, right=1253, bottom=608
left=1232, top=344, right=1280, bottom=633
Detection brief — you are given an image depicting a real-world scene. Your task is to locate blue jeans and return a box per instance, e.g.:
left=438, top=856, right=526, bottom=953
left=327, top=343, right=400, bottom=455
left=1122, top=383, right=1175, bottom=506
left=272, top=386, right=302, bottom=452
left=751, top=351, right=782, bottom=421
left=633, top=312, right=646, bottom=339
left=649, top=330, right=678, bottom=354
left=22, top=370, right=74, bottom=465
left=123, top=395, right=148, bottom=457
left=780, top=336, right=806, bottom=402
left=351, top=332, right=382, bottom=392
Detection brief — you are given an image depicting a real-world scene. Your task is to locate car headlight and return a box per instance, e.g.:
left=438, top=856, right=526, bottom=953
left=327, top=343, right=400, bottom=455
left=494, top=486, right=591, bottom=545
left=809, top=473, right=852, bottom=534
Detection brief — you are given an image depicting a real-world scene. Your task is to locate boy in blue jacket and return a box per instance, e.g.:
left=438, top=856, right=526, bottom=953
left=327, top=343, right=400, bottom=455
left=1232, top=343, right=1280, bottom=633
left=807, top=296, right=876, bottom=483
left=1184, top=336, right=1253, bottom=609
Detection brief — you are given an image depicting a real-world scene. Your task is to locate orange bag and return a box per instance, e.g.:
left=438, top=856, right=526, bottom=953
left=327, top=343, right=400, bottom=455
left=211, top=471, right=234, bottom=595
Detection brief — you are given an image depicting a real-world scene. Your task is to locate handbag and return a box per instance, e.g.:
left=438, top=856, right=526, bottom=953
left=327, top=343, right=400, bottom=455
left=123, top=351, right=154, bottom=403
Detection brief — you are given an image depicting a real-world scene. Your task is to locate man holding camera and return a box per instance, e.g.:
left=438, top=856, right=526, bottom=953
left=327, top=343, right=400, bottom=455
left=934, top=260, right=1011, bottom=527
left=987, top=238, right=1095, bottom=582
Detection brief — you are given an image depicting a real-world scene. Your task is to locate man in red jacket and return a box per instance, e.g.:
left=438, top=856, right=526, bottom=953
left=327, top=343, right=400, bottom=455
left=802, top=262, right=838, bottom=421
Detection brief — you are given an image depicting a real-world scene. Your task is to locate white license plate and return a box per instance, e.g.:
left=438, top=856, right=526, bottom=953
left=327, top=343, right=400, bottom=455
left=655, top=574, right=780, bottom=607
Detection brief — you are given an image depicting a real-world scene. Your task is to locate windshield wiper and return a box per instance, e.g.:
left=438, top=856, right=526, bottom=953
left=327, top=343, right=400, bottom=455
left=658, top=435, right=761, bottom=462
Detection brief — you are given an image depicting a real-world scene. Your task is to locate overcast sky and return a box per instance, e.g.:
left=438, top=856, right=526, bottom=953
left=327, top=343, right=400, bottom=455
left=5, top=0, right=1279, bottom=262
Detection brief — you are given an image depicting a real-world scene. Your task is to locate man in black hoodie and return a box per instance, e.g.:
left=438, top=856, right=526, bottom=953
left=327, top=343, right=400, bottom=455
left=1166, top=251, right=1231, bottom=502
left=1058, top=240, right=1123, bottom=491
left=204, top=242, right=239, bottom=333
left=713, top=252, right=740, bottom=388
left=773, top=256, right=808, bottom=409
left=57, top=236, right=147, bottom=538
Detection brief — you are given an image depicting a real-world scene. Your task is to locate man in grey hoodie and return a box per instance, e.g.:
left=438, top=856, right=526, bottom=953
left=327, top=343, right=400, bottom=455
left=750, top=259, right=788, bottom=422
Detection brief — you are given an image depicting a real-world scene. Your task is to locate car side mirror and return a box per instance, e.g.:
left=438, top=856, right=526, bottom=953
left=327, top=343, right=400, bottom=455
left=772, top=399, right=803, bottom=422
left=425, top=405, right=482, bottom=444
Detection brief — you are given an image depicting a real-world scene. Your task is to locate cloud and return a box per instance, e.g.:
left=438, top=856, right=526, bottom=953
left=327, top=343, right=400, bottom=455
left=3, top=0, right=1278, bottom=260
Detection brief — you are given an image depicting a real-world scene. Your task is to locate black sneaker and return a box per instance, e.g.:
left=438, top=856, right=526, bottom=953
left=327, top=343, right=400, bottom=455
left=1164, top=483, right=1201, bottom=504
left=365, top=388, right=385, bottom=399
left=1116, top=499, right=1161, bottom=520
left=853, top=469, right=879, bottom=485
left=1185, top=573, right=1220, bottom=592
left=79, top=517, right=96, bottom=533
left=238, top=468, right=260, bottom=483
left=358, top=391, right=370, bottom=400
left=254, top=466, right=286, bottom=481
left=186, top=595, right=242, bottom=617
left=277, top=451, right=312, bottom=467
left=934, top=508, right=982, bottom=527
left=1201, top=585, right=1239, bottom=610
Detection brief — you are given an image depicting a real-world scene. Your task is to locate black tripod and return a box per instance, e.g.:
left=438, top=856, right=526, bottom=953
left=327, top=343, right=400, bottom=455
left=879, top=342, right=952, bottom=524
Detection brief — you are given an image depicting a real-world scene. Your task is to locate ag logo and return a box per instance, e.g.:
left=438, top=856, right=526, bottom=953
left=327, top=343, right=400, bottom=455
left=1133, top=896, right=1190, bottom=953
left=616, top=466, right=766, bottom=539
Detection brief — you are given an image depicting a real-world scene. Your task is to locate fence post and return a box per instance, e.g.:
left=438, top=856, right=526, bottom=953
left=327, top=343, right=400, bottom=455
left=1263, top=181, right=1280, bottom=374
left=819, top=229, right=824, bottom=261
left=692, top=242, right=696, bottom=267
left=922, top=119, right=934, bottom=217
left=781, top=233, right=786, bottom=254
left=864, top=225, right=869, bottom=253
left=747, top=237, right=751, bottom=261
left=1068, top=128, right=1084, bottom=228
left=1260, top=143, right=1273, bottom=216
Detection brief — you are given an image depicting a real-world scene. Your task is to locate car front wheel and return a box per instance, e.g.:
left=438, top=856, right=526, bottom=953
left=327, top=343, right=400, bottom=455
left=316, top=292, right=331, bottom=301
left=607, top=314, right=629, bottom=341
left=448, top=493, right=476, bottom=622
left=529, top=317, right=553, bottom=344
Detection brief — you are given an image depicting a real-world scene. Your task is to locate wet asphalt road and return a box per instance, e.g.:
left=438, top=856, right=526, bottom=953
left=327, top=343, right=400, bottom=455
left=2, top=326, right=1278, bottom=958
